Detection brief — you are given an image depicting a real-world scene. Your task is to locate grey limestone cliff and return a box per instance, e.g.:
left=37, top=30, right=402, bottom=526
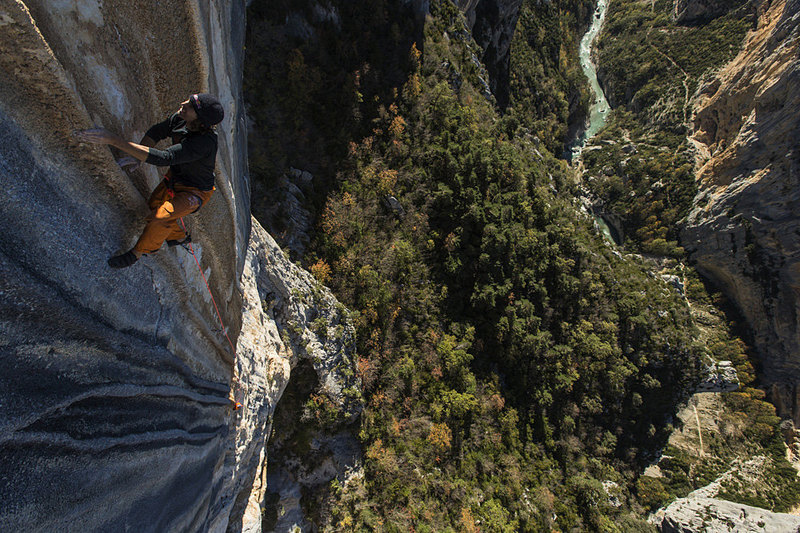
left=0, top=1, right=359, bottom=531
left=681, top=0, right=800, bottom=424
left=457, top=0, right=523, bottom=108
left=651, top=495, right=800, bottom=532
left=673, top=0, right=751, bottom=24
left=229, top=218, right=361, bottom=532
left=649, top=458, right=800, bottom=532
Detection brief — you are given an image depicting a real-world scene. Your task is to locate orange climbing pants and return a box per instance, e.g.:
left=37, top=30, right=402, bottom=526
left=133, top=179, right=214, bottom=254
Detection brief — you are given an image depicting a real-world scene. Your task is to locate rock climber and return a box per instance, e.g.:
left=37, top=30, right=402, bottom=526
left=76, top=93, right=224, bottom=268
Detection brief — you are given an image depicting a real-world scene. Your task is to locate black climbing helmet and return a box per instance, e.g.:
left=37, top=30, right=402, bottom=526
left=190, top=93, right=225, bottom=127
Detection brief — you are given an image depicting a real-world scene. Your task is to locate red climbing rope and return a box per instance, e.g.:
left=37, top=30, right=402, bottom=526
left=177, top=217, right=236, bottom=355
left=178, top=217, right=242, bottom=410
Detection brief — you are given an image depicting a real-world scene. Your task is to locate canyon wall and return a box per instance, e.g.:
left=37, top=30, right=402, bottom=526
left=673, top=0, right=747, bottom=24
left=682, top=0, right=800, bottom=423
left=0, top=1, right=359, bottom=531
left=457, top=0, right=523, bottom=107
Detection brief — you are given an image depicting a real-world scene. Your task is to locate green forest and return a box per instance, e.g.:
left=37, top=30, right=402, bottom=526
left=583, top=0, right=754, bottom=256
left=244, top=0, right=799, bottom=530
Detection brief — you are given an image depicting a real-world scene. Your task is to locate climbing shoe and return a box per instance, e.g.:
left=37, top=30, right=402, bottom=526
left=167, top=235, right=192, bottom=247
left=228, top=387, right=242, bottom=411
left=107, top=250, right=139, bottom=269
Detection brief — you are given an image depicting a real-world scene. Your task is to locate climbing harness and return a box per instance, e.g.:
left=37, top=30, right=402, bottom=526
left=167, top=235, right=192, bottom=247
left=177, top=216, right=242, bottom=411
left=164, top=171, right=205, bottom=214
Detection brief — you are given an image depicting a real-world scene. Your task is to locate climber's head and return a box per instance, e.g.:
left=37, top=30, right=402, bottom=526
left=190, top=93, right=225, bottom=128
left=178, top=98, right=199, bottom=124
left=178, top=94, right=224, bottom=131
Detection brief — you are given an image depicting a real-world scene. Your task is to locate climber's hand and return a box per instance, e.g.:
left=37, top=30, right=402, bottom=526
left=74, top=129, right=150, bottom=163
left=117, top=156, right=141, bottom=172
left=74, top=128, right=121, bottom=145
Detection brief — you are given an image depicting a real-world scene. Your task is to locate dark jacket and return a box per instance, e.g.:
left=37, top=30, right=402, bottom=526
left=144, top=113, right=218, bottom=191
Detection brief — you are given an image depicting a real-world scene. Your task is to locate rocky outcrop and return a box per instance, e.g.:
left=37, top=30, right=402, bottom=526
left=650, top=454, right=800, bottom=531
left=252, top=168, right=315, bottom=259
left=244, top=221, right=361, bottom=426
left=233, top=218, right=362, bottom=532
left=651, top=494, right=800, bottom=532
left=457, top=0, right=523, bottom=108
left=673, top=0, right=747, bottom=24
left=681, top=0, right=800, bottom=424
left=0, top=1, right=359, bottom=531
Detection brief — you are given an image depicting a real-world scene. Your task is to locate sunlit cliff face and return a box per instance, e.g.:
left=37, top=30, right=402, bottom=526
left=683, top=0, right=800, bottom=423
left=0, top=1, right=250, bottom=530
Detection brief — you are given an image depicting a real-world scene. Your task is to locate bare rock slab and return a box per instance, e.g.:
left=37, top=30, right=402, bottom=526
left=650, top=495, right=800, bottom=532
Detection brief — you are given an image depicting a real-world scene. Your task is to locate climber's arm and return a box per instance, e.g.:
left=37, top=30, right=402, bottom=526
left=74, top=128, right=156, bottom=162
left=145, top=136, right=213, bottom=166
left=75, top=127, right=211, bottom=167
left=140, top=136, right=157, bottom=148
left=115, top=139, right=153, bottom=162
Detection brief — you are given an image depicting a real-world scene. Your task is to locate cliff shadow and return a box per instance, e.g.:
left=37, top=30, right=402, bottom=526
left=244, top=0, right=424, bottom=258
left=261, top=359, right=361, bottom=531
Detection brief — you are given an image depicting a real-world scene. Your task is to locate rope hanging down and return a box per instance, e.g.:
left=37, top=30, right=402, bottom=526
left=178, top=217, right=241, bottom=410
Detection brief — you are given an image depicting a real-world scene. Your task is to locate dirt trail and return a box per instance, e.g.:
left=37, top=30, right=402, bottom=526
left=645, top=27, right=692, bottom=129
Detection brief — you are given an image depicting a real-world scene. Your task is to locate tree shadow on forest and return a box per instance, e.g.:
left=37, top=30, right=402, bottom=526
left=244, top=0, right=425, bottom=256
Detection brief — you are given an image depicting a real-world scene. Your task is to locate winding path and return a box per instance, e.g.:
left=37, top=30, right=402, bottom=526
left=646, top=27, right=692, bottom=129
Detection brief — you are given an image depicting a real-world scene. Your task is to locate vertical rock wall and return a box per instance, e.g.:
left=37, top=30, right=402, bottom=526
left=0, top=0, right=252, bottom=530
left=682, top=0, right=800, bottom=423
left=673, top=0, right=748, bottom=24
left=0, top=3, right=361, bottom=530
left=231, top=218, right=362, bottom=532
left=457, top=0, right=523, bottom=108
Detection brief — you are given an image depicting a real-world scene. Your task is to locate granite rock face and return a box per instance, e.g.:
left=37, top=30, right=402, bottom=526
left=681, top=0, right=800, bottom=424
left=0, top=1, right=359, bottom=531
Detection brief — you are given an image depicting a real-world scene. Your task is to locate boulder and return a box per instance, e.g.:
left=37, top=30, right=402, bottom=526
left=697, top=360, right=740, bottom=392
left=660, top=274, right=686, bottom=296
left=383, top=195, right=407, bottom=218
